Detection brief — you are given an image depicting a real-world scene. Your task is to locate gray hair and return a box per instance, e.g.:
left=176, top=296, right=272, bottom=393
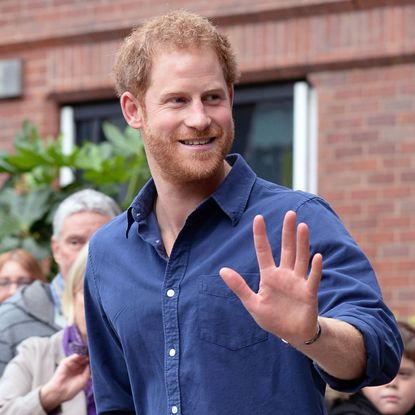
left=52, top=189, right=121, bottom=238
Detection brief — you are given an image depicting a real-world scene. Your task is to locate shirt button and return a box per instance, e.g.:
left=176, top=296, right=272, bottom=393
left=155, top=239, right=160, bottom=244
left=166, top=289, right=175, bottom=298
left=171, top=406, right=178, bottom=414
left=169, top=348, right=176, bottom=357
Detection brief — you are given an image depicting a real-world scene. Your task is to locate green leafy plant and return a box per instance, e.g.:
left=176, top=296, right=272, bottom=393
left=0, top=121, right=150, bottom=259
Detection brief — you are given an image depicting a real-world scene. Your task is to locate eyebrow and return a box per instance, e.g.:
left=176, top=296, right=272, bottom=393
left=160, top=85, right=227, bottom=98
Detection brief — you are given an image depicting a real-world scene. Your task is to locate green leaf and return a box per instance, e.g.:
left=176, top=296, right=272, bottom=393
left=0, top=157, right=19, bottom=173
left=0, top=237, right=21, bottom=253
left=20, top=188, right=53, bottom=227
left=102, top=122, right=131, bottom=155
left=22, top=237, right=51, bottom=259
left=0, top=213, right=21, bottom=238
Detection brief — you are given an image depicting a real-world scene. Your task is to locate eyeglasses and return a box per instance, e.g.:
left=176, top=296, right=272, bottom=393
left=0, top=278, right=33, bottom=290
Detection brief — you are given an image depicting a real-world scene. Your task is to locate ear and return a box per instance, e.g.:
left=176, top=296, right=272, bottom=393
left=51, top=237, right=62, bottom=266
left=228, top=86, right=234, bottom=106
left=120, top=92, right=144, bottom=129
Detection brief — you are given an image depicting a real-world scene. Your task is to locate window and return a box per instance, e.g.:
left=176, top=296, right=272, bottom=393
left=232, top=83, right=293, bottom=187
left=73, top=101, right=125, bottom=145
left=61, top=81, right=316, bottom=192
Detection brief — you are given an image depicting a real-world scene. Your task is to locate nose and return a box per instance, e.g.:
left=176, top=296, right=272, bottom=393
left=386, top=378, right=399, bottom=389
left=184, top=100, right=211, bottom=131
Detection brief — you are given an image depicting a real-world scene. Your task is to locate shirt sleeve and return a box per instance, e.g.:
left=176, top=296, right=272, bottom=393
left=84, top=241, right=136, bottom=415
left=0, top=339, right=47, bottom=415
left=296, top=196, right=403, bottom=392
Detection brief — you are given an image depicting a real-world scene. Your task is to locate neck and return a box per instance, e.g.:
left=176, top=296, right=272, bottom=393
left=154, top=160, right=231, bottom=256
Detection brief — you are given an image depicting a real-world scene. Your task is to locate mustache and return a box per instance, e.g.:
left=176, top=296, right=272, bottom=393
left=174, top=125, right=224, bottom=140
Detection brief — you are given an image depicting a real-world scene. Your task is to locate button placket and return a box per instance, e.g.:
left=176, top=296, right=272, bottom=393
left=163, top=243, right=189, bottom=415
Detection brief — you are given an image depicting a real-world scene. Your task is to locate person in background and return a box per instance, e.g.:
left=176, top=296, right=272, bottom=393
left=84, top=10, right=402, bottom=414
left=0, top=244, right=95, bottom=415
left=0, top=249, right=46, bottom=303
left=0, top=189, right=120, bottom=375
left=329, top=321, right=415, bottom=415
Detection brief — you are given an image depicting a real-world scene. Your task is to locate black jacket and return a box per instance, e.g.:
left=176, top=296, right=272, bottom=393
left=329, top=393, right=382, bottom=415
left=329, top=392, right=415, bottom=415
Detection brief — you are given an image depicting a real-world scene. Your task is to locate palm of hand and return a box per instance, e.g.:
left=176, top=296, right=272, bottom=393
left=220, top=211, right=322, bottom=346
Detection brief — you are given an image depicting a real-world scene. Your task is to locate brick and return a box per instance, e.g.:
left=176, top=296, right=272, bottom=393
left=399, top=112, right=415, bottom=124
left=398, top=289, right=415, bottom=302
left=401, top=231, right=415, bottom=242
left=334, top=146, right=363, bottom=159
left=399, top=141, right=415, bottom=153
left=381, top=216, right=411, bottom=228
left=368, top=143, right=397, bottom=155
left=367, top=113, right=397, bottom=126
left=381, top=245, right=410, bottom=258
left=401, top=171, right=415, bottom=182
left=367, top=173, right=395, bottom=184
left=349, top=189, right=379, bottom=200
left=370, top=231, right=395, bottom=244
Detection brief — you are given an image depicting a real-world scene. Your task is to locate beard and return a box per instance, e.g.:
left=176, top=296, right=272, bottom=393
left=142, top=121, right=234, bottom=185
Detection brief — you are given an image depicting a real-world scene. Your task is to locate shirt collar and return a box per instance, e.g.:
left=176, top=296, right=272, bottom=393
left=126, top=153, right=257, bottom=236
left=126, top=178, right=157, bottom=237
left=211, top=154, right=257, bottom=225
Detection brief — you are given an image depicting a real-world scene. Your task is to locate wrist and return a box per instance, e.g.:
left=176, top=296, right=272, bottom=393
left=303, top=319, right=322, bottom=345
left=39, top=383, right=63, bottom=412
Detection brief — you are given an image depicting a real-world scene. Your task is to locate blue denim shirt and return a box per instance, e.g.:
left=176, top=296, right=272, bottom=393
left=85, top=154, right=402, bottom=415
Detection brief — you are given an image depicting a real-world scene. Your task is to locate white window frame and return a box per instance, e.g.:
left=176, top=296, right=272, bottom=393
left=293, top=82, right=318, bottom=194
left=59, top=106, right=75, bottom=186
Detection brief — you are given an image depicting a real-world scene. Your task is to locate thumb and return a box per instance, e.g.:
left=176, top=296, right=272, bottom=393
left=219, top=267, right=256, bottom=310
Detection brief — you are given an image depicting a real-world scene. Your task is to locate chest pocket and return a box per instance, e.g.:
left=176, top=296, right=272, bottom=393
left=198, top=273, right=268, bottom=350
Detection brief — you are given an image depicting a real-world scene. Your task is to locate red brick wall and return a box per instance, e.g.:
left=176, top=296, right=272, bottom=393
left=311, top=64, right=415, bottom=318
left=0, top=0, right=414, bottom=318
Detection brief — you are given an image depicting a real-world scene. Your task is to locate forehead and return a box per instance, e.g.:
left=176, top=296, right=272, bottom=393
left=59, top=211, right=110, bottom=236
left=0, top=261, right=30, bottom=278
left=401, top=355, right=415, bottom=369
left=148, top=46, right=226, bottom=92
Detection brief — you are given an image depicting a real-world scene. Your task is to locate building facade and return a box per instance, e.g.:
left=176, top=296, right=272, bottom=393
left=0, top=0, right=414, bottom=318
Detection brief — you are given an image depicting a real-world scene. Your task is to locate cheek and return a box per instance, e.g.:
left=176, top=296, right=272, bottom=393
left=61, top=247, right=80, bottom=265
left=58, top=250, right=79, bottom=278
left=0, top=292, right=9, bottom=302
left=362, top=386, right=383, bottom=404
left=212, top=106, right=233, bottom=124
left=401, top=380, right=415, bottom=400
left=147, top=110, right=179, bottom=133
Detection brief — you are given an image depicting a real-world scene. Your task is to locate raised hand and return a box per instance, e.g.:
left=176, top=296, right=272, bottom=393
left=40, top=353, right=90, bottom=412
left=219, top=211, right=323, bottom=347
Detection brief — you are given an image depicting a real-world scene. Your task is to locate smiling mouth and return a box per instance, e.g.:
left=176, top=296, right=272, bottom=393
left=179, top=137, right=215, bottom=146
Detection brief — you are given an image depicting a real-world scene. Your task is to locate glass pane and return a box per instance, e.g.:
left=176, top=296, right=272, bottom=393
left=232, top=97, right=293, bottom=187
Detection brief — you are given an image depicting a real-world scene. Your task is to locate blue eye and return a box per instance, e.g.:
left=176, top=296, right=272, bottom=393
left=171, top=97, right=186, bottom=104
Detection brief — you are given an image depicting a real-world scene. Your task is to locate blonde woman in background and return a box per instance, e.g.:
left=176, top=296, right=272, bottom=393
left=0, top=249, right=45, bottom=303
left=0, top=244, right=95, bottom=415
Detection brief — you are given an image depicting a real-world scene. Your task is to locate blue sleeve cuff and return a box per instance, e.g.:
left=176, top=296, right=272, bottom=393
left=315, top=315, right=402, bottom=393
